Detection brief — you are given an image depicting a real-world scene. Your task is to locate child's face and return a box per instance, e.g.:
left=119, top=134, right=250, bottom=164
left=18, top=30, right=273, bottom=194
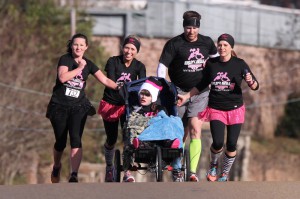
left=139, top=89, right=152, bottom=106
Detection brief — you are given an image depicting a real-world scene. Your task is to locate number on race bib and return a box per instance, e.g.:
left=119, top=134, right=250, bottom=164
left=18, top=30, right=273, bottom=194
left=65, top=87, right=80, bottom=98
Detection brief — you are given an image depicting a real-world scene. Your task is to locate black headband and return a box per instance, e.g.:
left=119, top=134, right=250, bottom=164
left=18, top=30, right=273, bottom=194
left=218, top=33, right=235, bottom=48
left=183, top=18, right=200, bottom=27
left=123, top=37, right=141, bottom=53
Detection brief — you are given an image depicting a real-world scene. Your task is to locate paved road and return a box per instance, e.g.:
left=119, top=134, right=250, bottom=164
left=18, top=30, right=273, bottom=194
left=0, top=182, right=299, bottom=199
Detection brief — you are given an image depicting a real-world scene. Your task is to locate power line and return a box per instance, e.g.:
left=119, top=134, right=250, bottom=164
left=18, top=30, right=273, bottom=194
left=0, top=104, right=101, bottom=122
left=0, top=104, right=45, bottom=116
left=0, top=127, right=105, bottom=133
left=0, top=82, right=51, bottom=97
left=246, top=97, right=300, bottom=109
left=0, top=81, right=99, bottom=104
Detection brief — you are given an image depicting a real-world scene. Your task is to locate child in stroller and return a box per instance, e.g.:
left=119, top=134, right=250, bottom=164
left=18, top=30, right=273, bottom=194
left=121, top=76, right=184, bottom=182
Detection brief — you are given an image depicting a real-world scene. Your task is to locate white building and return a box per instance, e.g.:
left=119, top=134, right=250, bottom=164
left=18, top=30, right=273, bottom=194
left=67, top=0, right=300, bottom=50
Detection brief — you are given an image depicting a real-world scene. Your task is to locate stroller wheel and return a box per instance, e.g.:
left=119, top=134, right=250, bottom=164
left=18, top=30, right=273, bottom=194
left=183, top=148, right=191, bottom=182
left=114, top=149, right=121, bottom=182
left=155, top=147, right=163, bottom=182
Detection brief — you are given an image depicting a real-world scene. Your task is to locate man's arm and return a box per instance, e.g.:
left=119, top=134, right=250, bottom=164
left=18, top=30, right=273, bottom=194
left=157, top=63, right=167, bottom=78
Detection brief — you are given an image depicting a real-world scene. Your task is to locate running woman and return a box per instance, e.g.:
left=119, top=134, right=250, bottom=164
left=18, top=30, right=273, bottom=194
left=177, top=33, right=259, bottom=182
left=46, top=33, right=119, bottom=183
left=98, top=35, right=146, bottom=182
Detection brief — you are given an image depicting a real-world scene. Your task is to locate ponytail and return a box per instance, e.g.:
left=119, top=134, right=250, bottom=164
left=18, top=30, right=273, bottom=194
left=231, top=50, right=237, bottom=57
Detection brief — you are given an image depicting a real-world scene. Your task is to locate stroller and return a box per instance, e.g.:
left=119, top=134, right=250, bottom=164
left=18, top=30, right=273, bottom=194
left=113, top=77, right=190, bottom=182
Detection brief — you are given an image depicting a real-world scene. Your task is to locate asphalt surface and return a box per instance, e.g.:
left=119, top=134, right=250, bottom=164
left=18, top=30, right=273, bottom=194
left=0, top=181, right=299, bottom=199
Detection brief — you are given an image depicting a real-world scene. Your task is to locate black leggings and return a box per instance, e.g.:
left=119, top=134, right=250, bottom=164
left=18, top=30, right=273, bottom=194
left=103, top=114, right=126, bottom=147
left=50, top=105, right=88, bottom=152
left=210, top=120, right=242, bottom=152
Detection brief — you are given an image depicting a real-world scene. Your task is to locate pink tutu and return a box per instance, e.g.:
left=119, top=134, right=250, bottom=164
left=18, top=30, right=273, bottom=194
left=198, top=105, right=245, bottom=125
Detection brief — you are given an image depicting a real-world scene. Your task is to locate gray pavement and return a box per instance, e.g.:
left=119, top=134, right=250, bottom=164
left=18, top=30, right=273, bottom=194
left=0, top=181, right=299, bottom=199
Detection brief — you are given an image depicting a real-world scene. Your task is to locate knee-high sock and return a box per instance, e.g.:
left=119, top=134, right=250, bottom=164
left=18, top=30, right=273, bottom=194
left=104, top=145, right=114, bottom=167
left=221, top=153, right=236, bottom=174
left=189, top=139, right=201, bottom=173
left=210, top=149, right=222, bottom=166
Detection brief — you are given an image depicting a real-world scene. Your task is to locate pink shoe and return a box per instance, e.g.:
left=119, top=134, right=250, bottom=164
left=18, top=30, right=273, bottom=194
left=132, top=138, right=139, bottom=149
left=189, top=173, right=199, bottom=182
left=206, top=164, right=218, bottom=182
left=170, top=138, right=180, bottom=148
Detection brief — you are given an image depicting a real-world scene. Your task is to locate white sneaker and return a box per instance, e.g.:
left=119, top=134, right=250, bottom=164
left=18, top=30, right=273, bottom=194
left=123, top=171, right=135, bottom=182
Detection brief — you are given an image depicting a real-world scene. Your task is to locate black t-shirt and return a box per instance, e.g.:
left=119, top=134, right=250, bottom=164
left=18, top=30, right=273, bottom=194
left=159, top=33, right=218, bottom=91
left=50, top=53, right=99, bottom=106
left=196, top=56, right=259, bottom=111
left=102, top=55, right=146, bottom=105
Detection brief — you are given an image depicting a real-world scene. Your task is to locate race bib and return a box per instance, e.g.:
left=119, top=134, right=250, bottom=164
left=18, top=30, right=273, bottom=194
left=65, top=87, right=80, bottom=98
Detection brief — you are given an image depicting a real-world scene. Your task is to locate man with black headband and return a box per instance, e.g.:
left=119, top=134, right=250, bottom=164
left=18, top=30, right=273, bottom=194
left=157, top=10, right=218, bottom=182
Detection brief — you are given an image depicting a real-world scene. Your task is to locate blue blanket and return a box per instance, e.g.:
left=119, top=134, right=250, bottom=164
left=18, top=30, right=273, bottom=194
left=138, top=111, right=184, bottom=148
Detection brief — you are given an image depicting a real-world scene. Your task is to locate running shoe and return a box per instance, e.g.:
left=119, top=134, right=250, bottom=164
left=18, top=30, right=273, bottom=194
left=51, top=164, right=61, bottom=183
left=172, top=170, right=184, bottom=182
left=68, top=172, right=78, bottom=183
left=105, top=166, right=114, bottom=182
left=217, top=173, right=229, bottom=182
left=123, top=171, right=135, bottom=182
left=206, top=164, right=218, bottom=182
left=189, top=172, right=199, bottom=182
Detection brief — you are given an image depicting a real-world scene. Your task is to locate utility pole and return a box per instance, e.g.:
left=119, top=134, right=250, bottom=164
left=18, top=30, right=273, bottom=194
left=70, top=0, right=76, bottom=37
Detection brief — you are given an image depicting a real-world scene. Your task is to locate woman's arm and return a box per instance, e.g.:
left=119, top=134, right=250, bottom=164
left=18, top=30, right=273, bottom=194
left=244, top=71, right=259, bottom=90
left=58, top=59, right=86, bottom=83
left=93, top=70, right=119, bottom=90
left=177, top=87, right=200, bottom=107
left=177, top=65, right=211, bottom=106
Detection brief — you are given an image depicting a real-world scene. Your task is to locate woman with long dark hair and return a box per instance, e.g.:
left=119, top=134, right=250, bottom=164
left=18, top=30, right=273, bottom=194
left=46, top=33, right=119, bottom=183
left=97, top=35, right=146, bottom=182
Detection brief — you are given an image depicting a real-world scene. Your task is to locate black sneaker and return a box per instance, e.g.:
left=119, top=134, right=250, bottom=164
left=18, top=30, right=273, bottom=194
left=105, top=166, right=114, bottom=182
left=51, top=164, right=61, bottom=183
left=69, top=172, right=78, bottom=183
